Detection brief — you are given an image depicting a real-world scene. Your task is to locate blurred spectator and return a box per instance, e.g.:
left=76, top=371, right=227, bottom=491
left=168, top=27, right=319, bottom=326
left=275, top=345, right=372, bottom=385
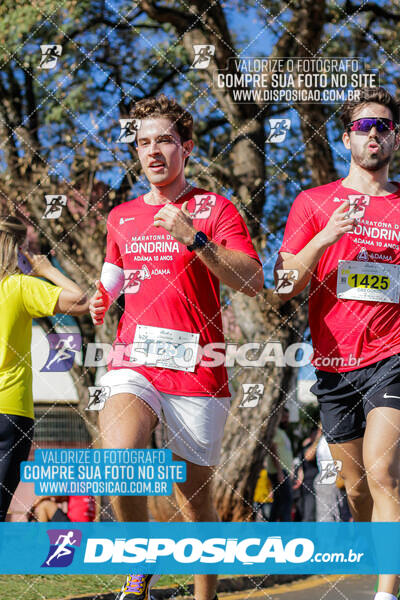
left=315, top=435, right=351, bottom=521
left=253, top=467, right=273, bottom=521
left=291, top=456, right=304, bottom=521
left=267, top=407, right=294, bottom=521
left=27, top=495, right=95, bottom=522
left=301, top=425, right=323, bottom=521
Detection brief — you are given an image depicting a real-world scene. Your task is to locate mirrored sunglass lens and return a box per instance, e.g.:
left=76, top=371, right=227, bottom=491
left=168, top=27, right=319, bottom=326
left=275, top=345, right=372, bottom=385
left=357, top=119, right=376, bottom=131
left=377, top=119, right=394, bottom=131
left=353, top=118, right=393, bottom=132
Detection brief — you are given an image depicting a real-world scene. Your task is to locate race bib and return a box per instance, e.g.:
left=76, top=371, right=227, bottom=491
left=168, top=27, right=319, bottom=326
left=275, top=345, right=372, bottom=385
left=337, top=260, right=400, bottom=303
left=130, top=324, right=200, bottom=372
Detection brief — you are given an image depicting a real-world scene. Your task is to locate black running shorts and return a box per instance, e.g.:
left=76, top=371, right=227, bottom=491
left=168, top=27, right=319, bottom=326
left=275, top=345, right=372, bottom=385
left=51, top=508, right=71, bottom=522
left=310, top=354, right=400, bottom=444
left=0, top=413, right=34, bottom=521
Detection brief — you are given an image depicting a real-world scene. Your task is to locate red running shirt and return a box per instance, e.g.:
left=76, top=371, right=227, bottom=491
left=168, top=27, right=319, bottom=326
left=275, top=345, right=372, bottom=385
left=280, top=179, right=400, bottom=372
left=104, top=187, right=261, bottom=397
left=67, top=496, right=95, bottom=522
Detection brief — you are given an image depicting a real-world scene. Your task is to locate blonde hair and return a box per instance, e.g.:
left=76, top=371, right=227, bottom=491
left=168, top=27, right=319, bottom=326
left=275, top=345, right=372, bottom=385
left=0, top=216, right=27, bottom=280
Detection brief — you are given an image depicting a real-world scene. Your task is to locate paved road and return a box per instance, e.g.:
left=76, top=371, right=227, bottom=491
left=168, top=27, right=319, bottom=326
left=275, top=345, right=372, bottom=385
left=221, top=575, right=377, bottom=600
left=60, top=575, right=379, bottom=600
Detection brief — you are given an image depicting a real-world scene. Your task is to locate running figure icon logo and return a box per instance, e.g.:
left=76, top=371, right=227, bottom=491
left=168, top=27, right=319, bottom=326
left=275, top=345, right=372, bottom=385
left=41, top=333, right=82, bottom=372
left=274, top=269, right=299, bottom=294
left=42, top=195, right=67, bottom=219
left=39, top=45, right=62, bottom=69
left=266, top=118, right=291, bottom=143
left=117, top=119, right=141, bottom=143
left=87, top=386, right=111, bottom=411
left=42, top=529, right=82, bottom=568
left=191, top=194, right=216, bottom=219
left=123, top=266, right=151, bottom=294
left=191, top=45, right=215, bottom=69
left=240, top=383, right=264, bottom=408
left=316, top=459, right=343, bottom=485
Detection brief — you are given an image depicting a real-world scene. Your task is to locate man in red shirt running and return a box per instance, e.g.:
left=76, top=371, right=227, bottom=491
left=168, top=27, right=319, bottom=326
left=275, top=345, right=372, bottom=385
left=275, top=87, right=400, bottom=600
left=89, top=94, right=263, bottom=600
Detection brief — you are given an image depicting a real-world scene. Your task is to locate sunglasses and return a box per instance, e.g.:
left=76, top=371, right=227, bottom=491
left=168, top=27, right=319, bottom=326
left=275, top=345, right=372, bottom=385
left=346, top=117, right=397, bottom=133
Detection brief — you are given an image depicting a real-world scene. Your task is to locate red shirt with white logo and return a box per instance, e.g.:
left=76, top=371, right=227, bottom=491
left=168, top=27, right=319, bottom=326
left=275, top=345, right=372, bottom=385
left=104, top=188, right=261, bottom=397
left=280, top=178, right=400, bottom=372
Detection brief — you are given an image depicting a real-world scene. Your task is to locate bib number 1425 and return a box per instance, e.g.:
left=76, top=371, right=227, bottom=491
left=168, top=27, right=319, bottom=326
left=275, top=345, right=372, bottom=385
left=347, top=273, right=389, bottom=290
left=336, top=260, right=400, bottom=303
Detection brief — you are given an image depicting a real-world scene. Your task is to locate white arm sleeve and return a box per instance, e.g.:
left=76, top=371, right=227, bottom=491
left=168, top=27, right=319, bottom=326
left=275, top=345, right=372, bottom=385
left=100, top=262, right=125, bottom=301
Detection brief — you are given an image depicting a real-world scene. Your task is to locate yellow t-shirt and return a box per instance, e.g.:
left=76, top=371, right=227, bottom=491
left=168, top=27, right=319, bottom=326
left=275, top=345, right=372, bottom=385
left=0, top=274, right=62, bottom=419
left=253, top=469, right=273, bottom=503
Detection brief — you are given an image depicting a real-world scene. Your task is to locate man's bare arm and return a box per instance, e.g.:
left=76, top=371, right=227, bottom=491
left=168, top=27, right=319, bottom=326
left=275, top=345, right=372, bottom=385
left=195, top=243, right=264, bottom=296
left=153, top=200, right=264, bottom=297
left=274, top=201, right=356, bottom=301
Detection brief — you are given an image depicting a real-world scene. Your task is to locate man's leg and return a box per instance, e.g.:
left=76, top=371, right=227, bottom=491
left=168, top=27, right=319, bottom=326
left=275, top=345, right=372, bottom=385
left=328, top=437, right=373, bottom=521
left=173, top=456, right=218, bottom=600
left=99, top=393, right=158, bottom=521
left=267, top=472, right=292, bottom=521
left=363, top=407, right=400, bottom=596
left=35, top=499, right=59, bottom=521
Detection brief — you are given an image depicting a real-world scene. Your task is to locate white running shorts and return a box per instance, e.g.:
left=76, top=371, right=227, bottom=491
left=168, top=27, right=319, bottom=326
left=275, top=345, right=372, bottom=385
left=99, top=368, right=230, bottom=466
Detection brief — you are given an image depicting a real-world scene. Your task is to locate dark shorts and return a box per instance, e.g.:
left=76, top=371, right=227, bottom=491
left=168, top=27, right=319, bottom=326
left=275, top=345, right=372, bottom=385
left=0, top=414, right=34, bottom=521
left=50, top=508, right=70, bottom=522
left=310, top=354, right=400, bottom=444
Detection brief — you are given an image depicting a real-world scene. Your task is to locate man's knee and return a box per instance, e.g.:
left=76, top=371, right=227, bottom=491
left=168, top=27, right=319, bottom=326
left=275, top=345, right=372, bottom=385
left=175, top=477, right=216, bottom=518
left=366, top=462, right=400, bottom=494
left=343, top=474, right=370, bottom=506
left=340, top=467, right=369, bottom=503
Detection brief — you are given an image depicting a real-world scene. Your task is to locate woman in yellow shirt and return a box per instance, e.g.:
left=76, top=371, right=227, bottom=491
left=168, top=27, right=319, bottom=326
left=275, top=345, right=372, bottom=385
left=0, top=215, right=89, bottom=520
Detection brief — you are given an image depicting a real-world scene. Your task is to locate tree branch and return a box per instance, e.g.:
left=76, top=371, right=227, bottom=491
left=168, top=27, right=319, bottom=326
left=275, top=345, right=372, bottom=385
left=344, top=0, right=400, bottom=20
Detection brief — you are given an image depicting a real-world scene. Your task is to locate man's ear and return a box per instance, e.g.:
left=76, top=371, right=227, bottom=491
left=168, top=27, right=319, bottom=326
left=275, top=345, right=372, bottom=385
left=394, top=131, right=400, bottom=152
left=183, top=139, right=194, bottom=156
left=342, top=130, right=351, bottom=150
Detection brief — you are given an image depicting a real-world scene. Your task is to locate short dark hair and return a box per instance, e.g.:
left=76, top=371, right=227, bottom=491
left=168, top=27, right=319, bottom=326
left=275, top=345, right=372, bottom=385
left=340, top=87, right=399, bottom=129
left=130, top=93, right=193, bottom=142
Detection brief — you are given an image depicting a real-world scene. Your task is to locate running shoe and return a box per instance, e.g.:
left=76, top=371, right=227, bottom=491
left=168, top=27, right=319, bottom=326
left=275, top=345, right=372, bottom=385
left=373, top=578, right=400, bottom=599
left=115, top=574, right=160, bottom=600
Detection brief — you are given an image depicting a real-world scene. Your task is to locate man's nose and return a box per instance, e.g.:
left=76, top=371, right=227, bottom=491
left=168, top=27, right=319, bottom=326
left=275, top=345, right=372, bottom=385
left=368, top=125, right=379, bottom=137
left=148, top=140, right=161, bottom=153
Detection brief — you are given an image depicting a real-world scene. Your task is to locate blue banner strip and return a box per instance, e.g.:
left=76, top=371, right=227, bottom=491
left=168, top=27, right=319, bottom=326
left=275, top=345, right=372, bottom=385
left=0, top=522, right=399, bottom=574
